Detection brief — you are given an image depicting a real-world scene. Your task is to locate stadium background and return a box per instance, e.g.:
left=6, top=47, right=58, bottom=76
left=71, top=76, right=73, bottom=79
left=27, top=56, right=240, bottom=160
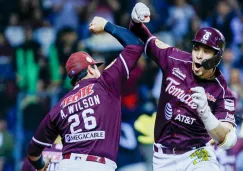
left=0, top=0, right=243, bottom=170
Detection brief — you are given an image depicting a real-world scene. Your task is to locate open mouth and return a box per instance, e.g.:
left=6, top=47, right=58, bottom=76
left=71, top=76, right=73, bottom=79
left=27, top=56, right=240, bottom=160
left=195, top=62, right=202, bottom=68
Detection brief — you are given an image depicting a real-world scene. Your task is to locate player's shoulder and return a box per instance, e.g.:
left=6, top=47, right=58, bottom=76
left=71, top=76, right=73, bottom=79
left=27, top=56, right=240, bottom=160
left=214, top=69, right=235, bottom=98
left=215, top=69, right=229, bottom=89
left=167, top=47, right=192, bottom=63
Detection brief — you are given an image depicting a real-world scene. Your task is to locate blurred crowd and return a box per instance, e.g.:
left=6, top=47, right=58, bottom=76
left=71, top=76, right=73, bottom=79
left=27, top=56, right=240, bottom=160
left=0, top=0, right=243, bottom=171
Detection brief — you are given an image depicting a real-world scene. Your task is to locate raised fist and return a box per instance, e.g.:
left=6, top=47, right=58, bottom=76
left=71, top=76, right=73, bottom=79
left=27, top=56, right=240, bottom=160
left=89, top=16, right=108, bottom=34
left=131, top=2, right=150, bottom=23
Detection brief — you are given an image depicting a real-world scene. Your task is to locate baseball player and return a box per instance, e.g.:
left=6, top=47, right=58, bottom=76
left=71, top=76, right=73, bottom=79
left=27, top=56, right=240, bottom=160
left=130, top=2, right=237, bottom=171
left=27, top=16, right=144, bottom=171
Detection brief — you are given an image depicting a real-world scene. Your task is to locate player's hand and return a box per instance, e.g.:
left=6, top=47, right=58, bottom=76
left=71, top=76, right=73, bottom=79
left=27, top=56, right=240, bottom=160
left=190, top=87, right=211, bottom=120
left=37, top=157, right=50, bottom=171
left=131, top=2, right=150, bottom=23
left=134, top=113, right=156, bottom=144
left=89, top=16, right=108, bottom=34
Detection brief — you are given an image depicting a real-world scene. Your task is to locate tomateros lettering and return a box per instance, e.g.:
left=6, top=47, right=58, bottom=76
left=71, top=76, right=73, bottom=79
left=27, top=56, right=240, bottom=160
left=165, top=77, right=197, bottom=109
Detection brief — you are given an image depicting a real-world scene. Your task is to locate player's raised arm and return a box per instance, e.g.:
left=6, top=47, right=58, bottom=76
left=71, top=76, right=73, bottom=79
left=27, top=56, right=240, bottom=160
left=89, top=16, right=144, bottom=71
left=129, top=2, right=172, bottom=70
left=27, top=113, right=58, bottom=171
left=89, top=16, right=145, bottom=96
left=89, top=16, right=143, bottom=48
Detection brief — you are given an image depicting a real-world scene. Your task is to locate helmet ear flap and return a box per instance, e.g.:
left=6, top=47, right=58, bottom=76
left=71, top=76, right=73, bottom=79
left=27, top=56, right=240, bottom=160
left=201, top=51, right=222, bottom=70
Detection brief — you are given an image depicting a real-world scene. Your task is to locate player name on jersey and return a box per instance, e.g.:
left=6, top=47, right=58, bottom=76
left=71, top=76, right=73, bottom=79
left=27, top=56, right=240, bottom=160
left=60, top=94, right=100, bottom=119
left=65, top=131, right=105, bottom=143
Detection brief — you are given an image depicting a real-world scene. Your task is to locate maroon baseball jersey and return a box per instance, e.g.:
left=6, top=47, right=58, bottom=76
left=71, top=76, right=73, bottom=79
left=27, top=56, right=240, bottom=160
left=27, top=45, right=144, bottom=162
left=145, top=37, right=236, bottom=148
left=22, top=144, right=62, bottom=171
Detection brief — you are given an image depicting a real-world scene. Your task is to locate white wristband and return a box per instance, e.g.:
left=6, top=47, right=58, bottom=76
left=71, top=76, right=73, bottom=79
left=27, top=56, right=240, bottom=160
left=201, top=112, right=220, bottom=130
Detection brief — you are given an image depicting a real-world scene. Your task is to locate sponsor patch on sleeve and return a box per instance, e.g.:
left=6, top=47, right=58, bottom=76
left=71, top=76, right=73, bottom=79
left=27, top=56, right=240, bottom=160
left=225, top=112, right=235, bottom=122
left=155, top=39, right=169, bottom=49
left=224, top=99, right=234, bottom=111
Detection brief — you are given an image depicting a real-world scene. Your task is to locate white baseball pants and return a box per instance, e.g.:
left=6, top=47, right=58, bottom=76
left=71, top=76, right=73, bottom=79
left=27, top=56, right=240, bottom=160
left=153, top=143, right=220, bottom=171
left=56, top=153, right=117, bottom=171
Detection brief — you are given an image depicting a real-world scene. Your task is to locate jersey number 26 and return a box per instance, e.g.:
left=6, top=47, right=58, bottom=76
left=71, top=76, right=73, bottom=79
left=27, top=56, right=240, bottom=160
left=68, top=108, right=97, bottom=134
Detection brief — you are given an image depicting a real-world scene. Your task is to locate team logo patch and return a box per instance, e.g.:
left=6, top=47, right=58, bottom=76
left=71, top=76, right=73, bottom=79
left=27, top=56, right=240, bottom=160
left=86, top=56, right=93, bottom=63
left=155, top=39, right=164, bottom=49
left=172, top=68, right=186, bottom=81
left=165, top=103, right=173, bottom=120
left=190, top=148, right=211, bottom=165
left=205, top=92, right=216, bottom=102
left=71, top=70, right=76, bottom=75
left=202, top=31, right=212, bottom=40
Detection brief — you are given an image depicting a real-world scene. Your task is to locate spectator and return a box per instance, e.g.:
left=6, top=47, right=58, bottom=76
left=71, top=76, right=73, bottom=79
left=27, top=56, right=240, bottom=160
left=52, top=26, right=81, bottom=90
left=183, top=16, right=202, bottom=52
left=5, top=13, right=25, bottom=47
left=50, top=0, right=84, bottom=31
left=166, top=0, right=196, bottom=47
left=229, top=68, right=243, bottom=126
left=77, top=0, right=120, bottom=39
left=218, top=48, right=235, bottom=83
left=0, top=0, right=17, bottom=27
left=0, top=118, right=14, bottom=171
left=0, top=30, right=16, bottom=119
left=207, top=0, right=235, bottom=47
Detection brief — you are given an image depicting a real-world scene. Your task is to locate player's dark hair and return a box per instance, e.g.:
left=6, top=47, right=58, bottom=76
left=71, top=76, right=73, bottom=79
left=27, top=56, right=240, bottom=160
left=70, top=69, right=88, bottom=86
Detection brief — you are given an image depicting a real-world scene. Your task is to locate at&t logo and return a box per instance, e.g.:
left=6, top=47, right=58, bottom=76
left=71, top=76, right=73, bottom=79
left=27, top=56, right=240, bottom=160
left=164, top=103, right=173, bottom=120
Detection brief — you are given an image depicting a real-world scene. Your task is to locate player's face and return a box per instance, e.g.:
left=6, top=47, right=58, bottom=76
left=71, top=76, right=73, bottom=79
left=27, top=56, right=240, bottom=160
left=192, top=44, right=216, bottom=77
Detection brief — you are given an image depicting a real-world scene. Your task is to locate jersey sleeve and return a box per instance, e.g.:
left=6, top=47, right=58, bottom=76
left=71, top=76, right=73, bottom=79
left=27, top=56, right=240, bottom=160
left=27, top=114, right=58, bottom=156
left=144, top=37, right=177, bottom=71
left=214, top=87, right=236, bottom=126
left=100, top=44, right=144, bottom=97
